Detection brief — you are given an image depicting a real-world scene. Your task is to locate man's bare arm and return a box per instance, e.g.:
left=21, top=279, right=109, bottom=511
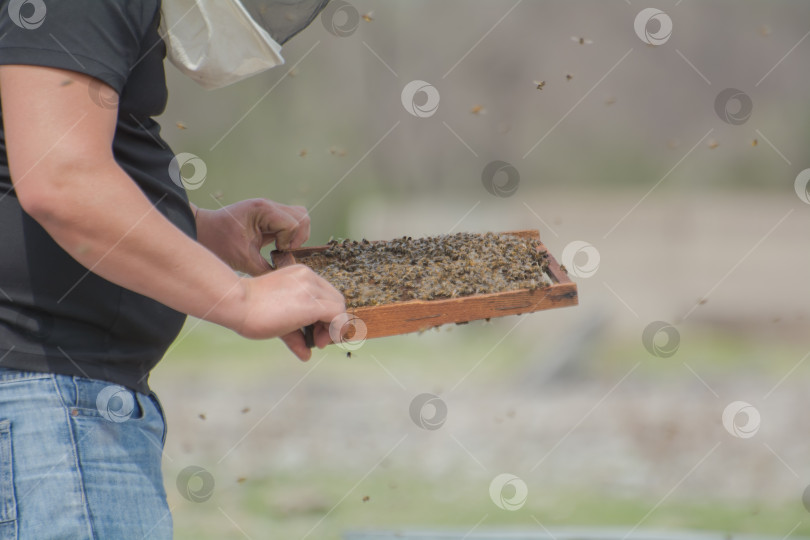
left=0, top=65, right=343, bottom=358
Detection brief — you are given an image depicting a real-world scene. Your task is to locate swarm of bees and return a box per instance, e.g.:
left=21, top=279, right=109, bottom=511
left=301, top=232, right=551, bottom=308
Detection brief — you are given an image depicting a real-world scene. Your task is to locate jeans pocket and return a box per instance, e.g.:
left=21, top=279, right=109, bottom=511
left=147, top=392, right=168, bottom=447
left=0, top=420, right=18, bottom=540
left=65, top=378, right=144, bottom=422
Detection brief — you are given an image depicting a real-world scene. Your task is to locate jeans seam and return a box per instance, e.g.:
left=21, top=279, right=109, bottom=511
left=0, top=420, right=17, bottom=531
left=148, top=392, right=168, bottom=447
left=50, top=374, right=71, bottom=410
left=50, top=377, right=96, bottom=540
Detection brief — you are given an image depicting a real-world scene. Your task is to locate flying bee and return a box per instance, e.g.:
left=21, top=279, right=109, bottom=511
left=533, top=80, right=546, bottom=90
left=571, top=36, right=593, bottom=45
left=176, top=121, right=187, bottom=130
left=299, top=149, right=308, bottom=157
left=707, top=139, right=719, bottom=149
left=751, top=139, right=758, bottom=147
left=362, top=11, right=374, bottom=22
left=470, top=104, right=484, bottom=115
left=565, top=73, right=573, bottom=81
left=604, top=96, right=616, bottom=106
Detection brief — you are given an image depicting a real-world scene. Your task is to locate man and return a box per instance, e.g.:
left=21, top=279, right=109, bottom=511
left=0, top=0, right=342, bottom=537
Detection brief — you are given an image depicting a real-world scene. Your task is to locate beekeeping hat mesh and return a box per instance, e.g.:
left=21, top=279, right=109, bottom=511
left=239, top=0, right=331, bottom=45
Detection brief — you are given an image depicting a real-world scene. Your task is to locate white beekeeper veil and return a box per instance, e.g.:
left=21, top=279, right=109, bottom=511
left=160, top=0, right=329, bottom=89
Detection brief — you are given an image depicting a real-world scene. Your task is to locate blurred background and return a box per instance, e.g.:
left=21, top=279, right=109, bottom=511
left=153, top=1, right=810, bottom=538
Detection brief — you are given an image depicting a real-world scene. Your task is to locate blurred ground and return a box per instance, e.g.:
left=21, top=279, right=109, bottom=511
left=151, top=194, right=810, bottom=539
left=152, top=0, right=810, bottom=537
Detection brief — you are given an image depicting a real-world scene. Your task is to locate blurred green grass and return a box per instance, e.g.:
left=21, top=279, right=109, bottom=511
left=154, top=318, right=810, bottom=539
left=169, top=467, right=810, bottom=540
left=155, top=316, right=809, bottom=383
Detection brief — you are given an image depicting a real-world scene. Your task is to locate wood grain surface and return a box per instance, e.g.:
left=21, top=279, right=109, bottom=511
left=271, top=230, right=577, bottom=339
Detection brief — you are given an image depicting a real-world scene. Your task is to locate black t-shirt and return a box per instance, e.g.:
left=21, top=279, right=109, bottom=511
left=0, top=0, right=195, bottom=393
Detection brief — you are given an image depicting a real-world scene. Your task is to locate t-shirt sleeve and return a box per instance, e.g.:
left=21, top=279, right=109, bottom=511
left=0, top=0, right=159, bottom=93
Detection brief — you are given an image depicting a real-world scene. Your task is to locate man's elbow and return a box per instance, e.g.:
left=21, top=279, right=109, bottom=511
left=11, top=158, right=109, bottom=225
left=14, top=175, right=71, bottom=224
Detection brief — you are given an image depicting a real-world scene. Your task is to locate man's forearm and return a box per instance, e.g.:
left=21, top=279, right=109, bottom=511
left=24, top=160, right=248, bottom=331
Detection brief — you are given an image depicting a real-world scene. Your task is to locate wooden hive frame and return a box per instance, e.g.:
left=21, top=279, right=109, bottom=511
left=271, top=229, right=578, bottom=340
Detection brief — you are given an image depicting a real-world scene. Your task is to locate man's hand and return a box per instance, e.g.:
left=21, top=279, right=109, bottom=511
left=194, top=199, right=348, bottom=360
left=237, top=264, right=346, bottom=361
left=196, top=199, right=310, bottom=275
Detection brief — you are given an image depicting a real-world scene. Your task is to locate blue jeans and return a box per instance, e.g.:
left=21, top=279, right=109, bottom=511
left=0, top=367, right=172, bottom=539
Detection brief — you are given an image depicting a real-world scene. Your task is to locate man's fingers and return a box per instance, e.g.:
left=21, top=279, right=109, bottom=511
left=289, top=225, right=309, bottom=250
left=287, top=206, right=310, bottom=248
left=291, top=321, right=342, bottom=351
left=280, top=265, right=346, bottom=305
left=306, top=270, right=346, bottom=304
left=270, top=208, right=297, bottom=251
left=263, top=203, right=310, bottom=250
left=316, top=288, right=346, bottom=310
left=313, top=321, right=333, bottom=348
left=248, top=250, right=273, bottom=276
left=282, top=204, right=309, bottom=228
left=252, top=202, right=295, bottom=248
left=281, top=331, right=312, bottom=361
left=260, top=232, right=277, bottom=248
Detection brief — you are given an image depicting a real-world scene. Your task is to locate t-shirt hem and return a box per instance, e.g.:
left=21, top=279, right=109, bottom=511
left=0, top=347, right=151, bottom=394
left=0, top=47, right=127, bottom=93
